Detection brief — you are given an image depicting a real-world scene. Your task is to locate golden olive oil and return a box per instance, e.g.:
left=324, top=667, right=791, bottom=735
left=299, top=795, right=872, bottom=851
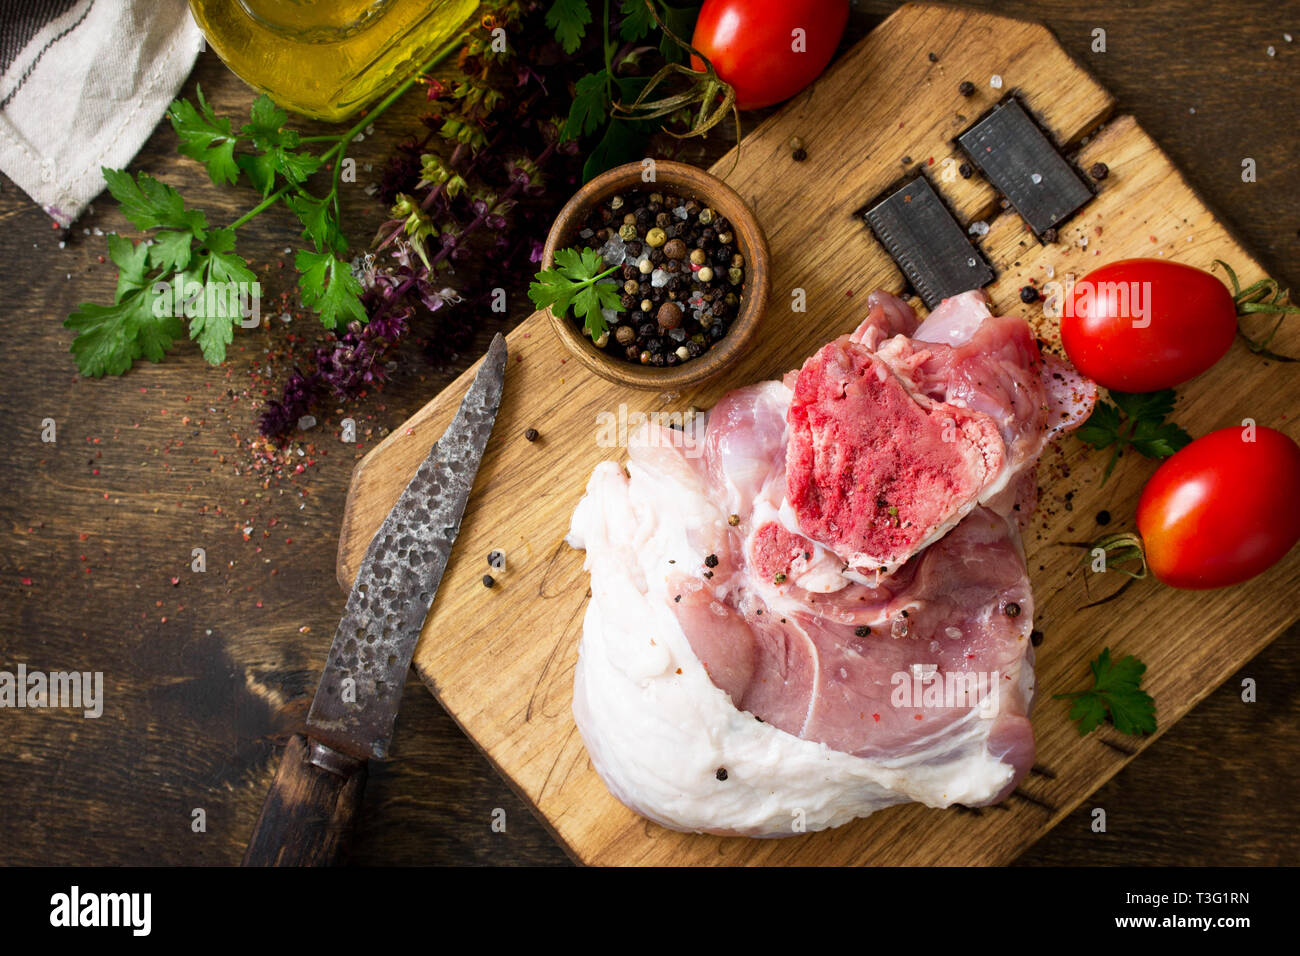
left=188, top=0, right=481, bottom=122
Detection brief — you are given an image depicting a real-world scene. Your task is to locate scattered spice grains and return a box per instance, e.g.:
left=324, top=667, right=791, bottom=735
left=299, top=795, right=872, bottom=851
left=573, top=188, right=747, bottom=367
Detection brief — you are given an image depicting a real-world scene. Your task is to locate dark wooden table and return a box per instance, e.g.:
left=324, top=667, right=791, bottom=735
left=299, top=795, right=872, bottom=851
left=2, top=0, right=1296, bottom=866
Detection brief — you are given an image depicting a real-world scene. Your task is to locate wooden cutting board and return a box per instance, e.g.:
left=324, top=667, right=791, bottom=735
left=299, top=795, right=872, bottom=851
left=335, top=2, right=1300, bottom=865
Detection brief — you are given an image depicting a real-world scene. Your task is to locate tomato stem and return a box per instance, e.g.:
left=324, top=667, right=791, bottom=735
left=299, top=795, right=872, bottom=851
left=1214, top=259, right=1300, bottom=361
left=1083, top=531, right=1149, bottom=580
left=612, top=0, right=742, bottom=150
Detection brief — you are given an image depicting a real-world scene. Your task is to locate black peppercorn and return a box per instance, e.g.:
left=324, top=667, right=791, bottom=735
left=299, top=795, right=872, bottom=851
left=524, top=428, right=539, bottom=442
left=1005, top=602, right=1021, bottom=618
left=1089, top=162, right=1109, bottom=181
left=482, top=574, right=495, bottom=588
left=958, top=80, right=975, bottom=96
left=1019, top=285, right=1039, bottom=304
left=715, top=767, right=728, bottom=781
left=959, top=162, right=973, bottom=179
left=854, top=625, right=871, bottom=637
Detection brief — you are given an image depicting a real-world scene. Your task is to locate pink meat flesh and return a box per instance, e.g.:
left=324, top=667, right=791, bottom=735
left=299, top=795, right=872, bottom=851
left=579, top=289, right=1095, bottom=814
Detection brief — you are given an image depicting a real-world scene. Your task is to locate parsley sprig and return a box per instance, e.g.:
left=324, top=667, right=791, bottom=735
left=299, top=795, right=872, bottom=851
left=64, top=36, right=462, bottom=377
left=1074, top=389, right=1192, bottom=483
left=1054, top=648, right=1157, bottom=737
left=528, top=247, right=622, bottom=340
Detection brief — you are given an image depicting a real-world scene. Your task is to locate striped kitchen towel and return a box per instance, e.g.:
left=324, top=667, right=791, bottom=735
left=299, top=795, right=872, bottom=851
left=0, top=0, right=203, bottom=226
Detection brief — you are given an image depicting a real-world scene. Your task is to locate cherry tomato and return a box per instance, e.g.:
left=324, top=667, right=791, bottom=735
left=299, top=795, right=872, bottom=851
left=1136, top=425, right=1300, bottom=589
left=1060, top=259, right=1237, bottom=392
left=690, top=0, right=849, bottom=110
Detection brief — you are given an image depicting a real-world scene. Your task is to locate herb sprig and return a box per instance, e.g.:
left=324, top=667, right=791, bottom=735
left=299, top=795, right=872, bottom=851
left=1074, top=389, right=1192, bottom=483
left=528, top=246, right=622, bottom=339
left=1054, top=648, right=1157, bottom=737
left=65, top=36, right=463, bottom=377
left=547, top=0, right=712, bottom=181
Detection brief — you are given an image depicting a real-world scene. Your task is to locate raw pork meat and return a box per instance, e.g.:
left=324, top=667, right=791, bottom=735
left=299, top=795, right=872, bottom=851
left=568, top=290, right=1095, bottom=836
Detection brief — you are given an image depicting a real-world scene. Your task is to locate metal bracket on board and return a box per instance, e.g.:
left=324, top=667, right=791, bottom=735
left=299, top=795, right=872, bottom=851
left=957, top=97, right=1094, bottom=239
left=860, top=176, right=994, bottom=309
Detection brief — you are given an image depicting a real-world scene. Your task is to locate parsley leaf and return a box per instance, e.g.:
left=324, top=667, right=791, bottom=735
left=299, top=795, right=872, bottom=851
left=236, top=152, right=279, bottom=196
left=562, top=71, right=611, bottom=142
left=102, top=168, right=207, bottom=237
left=286, top=193, right=347, bottom=255
left=167, top=86, right=239, bottom=186
left=1075, top=388, right=1192, bottom=483
left=296, top=250, right=366, bottom=330
left=241, top=95, right=296, bottom=150
left=546, top=0, right=593, bottom=54
left=619, top=0, right=657, bottom=41
left=529, top=246, right=621, bottom=339
left=1054, top=648, right=1156, bottom=737
left=146, top=230, right=195, bottom=275
left=238, top=95, right=323, bottom=188
left=106, top=234, right=151, bottom=301
left=65, top=290, right=184, bottom=377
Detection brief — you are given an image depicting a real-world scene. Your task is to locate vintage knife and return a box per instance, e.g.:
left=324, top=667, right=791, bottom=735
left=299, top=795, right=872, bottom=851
left=242, top=333, right=507, bottom=866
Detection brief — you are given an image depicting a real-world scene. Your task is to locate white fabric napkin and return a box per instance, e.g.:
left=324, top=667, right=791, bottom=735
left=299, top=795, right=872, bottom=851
left=0, top=0, right=204, bottom=226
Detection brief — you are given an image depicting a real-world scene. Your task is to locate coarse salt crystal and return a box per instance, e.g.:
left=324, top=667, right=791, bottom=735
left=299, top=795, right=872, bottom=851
left=298, top=415, right=317, bottom=430
left=1045, top=264, right=1055, bottom=278
left=1030, top=172, right=1042, bottom=184
left=599, top=236, right=627, bottom=264
left=279, top=312, right=292, bottom=323
left=650, top=268, right=669, bottom=288
left=968, top=220, right=989, bottom=236
left=990, top=74, right=1003, bottom=89
left=1267, top=45, right=1277, bottom=56
left=673, top=205, right=688, bottom=220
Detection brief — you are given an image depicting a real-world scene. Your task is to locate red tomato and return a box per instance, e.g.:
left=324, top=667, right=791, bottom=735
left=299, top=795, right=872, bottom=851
left=690, top=0, right=849, bottom=110
left=1136, top=425, right=1300, bottom=589
left=1060, top=259, right=1237, bottom=392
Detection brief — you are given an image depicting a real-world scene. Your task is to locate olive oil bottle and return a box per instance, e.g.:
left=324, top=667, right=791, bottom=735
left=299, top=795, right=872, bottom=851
left=188, top=0, right=481, bottom=122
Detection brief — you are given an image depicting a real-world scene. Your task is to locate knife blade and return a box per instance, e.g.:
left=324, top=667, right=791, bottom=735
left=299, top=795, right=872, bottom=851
left=242, top=333, right=507, bottom=866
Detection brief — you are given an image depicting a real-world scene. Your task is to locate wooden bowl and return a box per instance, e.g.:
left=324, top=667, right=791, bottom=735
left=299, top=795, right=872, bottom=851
left=541, top=161, right=770, bottom=390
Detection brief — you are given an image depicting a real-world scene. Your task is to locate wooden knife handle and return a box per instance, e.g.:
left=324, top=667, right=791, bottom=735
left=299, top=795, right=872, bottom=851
left=242, top=733, right=368, bottom=867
